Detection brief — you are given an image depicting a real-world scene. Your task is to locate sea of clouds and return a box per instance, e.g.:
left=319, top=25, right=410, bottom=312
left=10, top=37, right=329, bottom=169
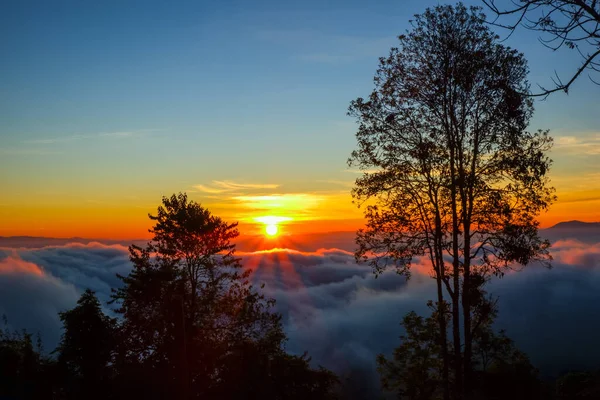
left=0, top=232, right=599, bottom=396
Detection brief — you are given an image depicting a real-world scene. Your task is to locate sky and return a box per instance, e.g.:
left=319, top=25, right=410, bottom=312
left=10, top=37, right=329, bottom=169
left=1, top=0, right=598, bottom=239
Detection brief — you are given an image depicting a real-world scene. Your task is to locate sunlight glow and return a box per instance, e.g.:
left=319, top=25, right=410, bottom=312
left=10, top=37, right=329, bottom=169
left=254, top=216, right=290, bottom=238
left=253, top=216, right=293, bottom=225
left=266, top=224, right=278, bottom=236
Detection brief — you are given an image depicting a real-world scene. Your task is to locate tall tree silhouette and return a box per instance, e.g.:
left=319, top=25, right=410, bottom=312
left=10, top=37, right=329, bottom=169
left=56, top=289, right=116, bottom=400
left=348, top=4, right=555, bottom=399
left=111, top=193, right=337, bottom=399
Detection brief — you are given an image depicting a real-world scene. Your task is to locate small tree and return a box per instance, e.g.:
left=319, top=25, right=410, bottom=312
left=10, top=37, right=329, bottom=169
left=56, top=289, right=116, bottom=400
left=111, top=193, right=338, bottom=399
left=483, top=0, right=600, bottom=96
left=348, top=4, right=554, bottom=399
left=555, top=370, right=600, bottom=399
left=380, top=293, right=540, bottom=400
left=471, top=328, right=541, bottom=399
left=0, top=317, right=57, bottom=399
left=377, top=307, right=447, bottom=400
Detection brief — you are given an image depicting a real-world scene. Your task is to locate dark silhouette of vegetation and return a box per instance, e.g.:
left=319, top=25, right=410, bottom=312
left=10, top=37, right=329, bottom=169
left=0, top=194, right=338, bottom=399
left=348, top=4, right=555, bottom=399
left=378, top=284, right=543, bottom=400
left=555, top=370, right=600, bottom=399
left=56, top=289, right=116, bottom=400
left=483, top=0, right=600, bottom=96
left=110, top=193, right=338, bottom=399
left=0, top=318, right=58, bottom=399
left=377, top=308, right=447, bottom=400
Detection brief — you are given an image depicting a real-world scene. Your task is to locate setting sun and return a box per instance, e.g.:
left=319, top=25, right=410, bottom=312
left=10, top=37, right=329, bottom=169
left=254, top=216, right=291, bottom=238
left=265, top=224, right=278, bottom=236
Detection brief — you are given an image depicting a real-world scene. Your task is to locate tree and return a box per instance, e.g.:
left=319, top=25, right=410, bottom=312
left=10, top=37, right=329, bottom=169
left=377, top=308, right=447, bottom=400
left=471, top=328, right=542, bottom=400
left=348, top=4, right=554, bottom=399
left=467, top=284, right=542, bottom=400
left=555, top=370, right=600, bottom=399
left=379, top=296, right=541, bottom=400
left=220, top=344, right=339, bottom=400
left=111, top=193, right=338, bottom=399
left=0, top=317, right=57, bottom=399
left=56, top=289, right=116, bottom=400
left=483, top=0, right=600, bottom=96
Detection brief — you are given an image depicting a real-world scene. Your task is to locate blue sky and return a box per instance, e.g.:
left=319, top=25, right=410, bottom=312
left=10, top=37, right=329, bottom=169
left=1, top=0, right=598, bottom=237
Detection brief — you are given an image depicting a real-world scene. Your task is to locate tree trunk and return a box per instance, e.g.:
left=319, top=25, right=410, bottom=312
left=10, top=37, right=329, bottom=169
left=434, top=211, right=450, bottom=400
left=462, top=258, right=472, bottom=400
left=462, top=129, right=479, bottom=400
left=450, top=153, right=463, bottom=400
left=442, top=50, right=463, bottom=400
left=462, top=191, right=472, bottom=398
left=436, top=271, right=450, bottom=400
left=175, top=296, right=190, bottom=400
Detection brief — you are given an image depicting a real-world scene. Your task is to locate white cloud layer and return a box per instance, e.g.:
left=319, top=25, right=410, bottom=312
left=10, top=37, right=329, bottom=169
left=0, top=233, right=599, bottom=396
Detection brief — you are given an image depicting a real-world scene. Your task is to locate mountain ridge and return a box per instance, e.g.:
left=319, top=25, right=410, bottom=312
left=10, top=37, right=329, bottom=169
left=548, top=220, right=600, bottom=230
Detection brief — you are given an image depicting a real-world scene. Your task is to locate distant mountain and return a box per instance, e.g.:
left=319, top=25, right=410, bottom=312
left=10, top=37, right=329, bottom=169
left=0, top=236, right=147, bottom=249
left=542, top=220, right=600, bottom=243
left=549, top=220, right=600, bottom=230
left=1, top=220, right=599, bottom=250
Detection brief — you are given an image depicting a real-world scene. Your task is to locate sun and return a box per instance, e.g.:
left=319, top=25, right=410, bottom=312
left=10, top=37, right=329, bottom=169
left=265, top=224, right=278, bottom=237
left=254, top=216, right=291, bottom=238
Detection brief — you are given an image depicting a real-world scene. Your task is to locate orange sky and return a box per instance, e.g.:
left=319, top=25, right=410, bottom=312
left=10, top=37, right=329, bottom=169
left=1, top=184, right=598, bottom=240
left=1, top=138, right=598, bottom=241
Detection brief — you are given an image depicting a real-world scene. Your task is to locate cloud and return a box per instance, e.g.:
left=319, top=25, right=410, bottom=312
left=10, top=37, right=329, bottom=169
left=554, top=134, right=600, bottom=155
left=343, top=168, right=381, bottom=174
left=213, top=181, right=280, bottom=190
left=0, top=252, right=79, bottom=348
left=233, top=193, right=323, bottom=209
left=193, top=180, right=280, bottom=194
left=0, top=252, right=45, bottom=276
left=253, top=216, right=292, bottom=224
left=231, top=193, right=326, bottom=221
left=190, top=180, right=361, bottom=226
left=316, top=179, right=355, bottom=188
left=556, top=193, right=600, bottom=204
left=193, top=184, right=228, bottom=194
left=22, top=130, right=148, bottom=145
left=237, top=243, right=600, bottom=377
left=0, top=242, right=132, bottom=336
left=1, top=235, right=600, bottom=397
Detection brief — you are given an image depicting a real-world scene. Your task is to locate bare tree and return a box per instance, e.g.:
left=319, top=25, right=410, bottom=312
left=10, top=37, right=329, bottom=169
left=348, top=4, right=555, bottom=399
left=483, top=0, right=600, bottom=97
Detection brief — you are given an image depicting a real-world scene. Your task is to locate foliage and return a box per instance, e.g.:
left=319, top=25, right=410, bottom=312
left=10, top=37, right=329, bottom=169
left=218, top=344, right=339, bottom=399
left=0, top=193, right=338, bottom=399
left=110, top=192, right=337, bottom=399
left=471, top=328, right=542, bottom=400
left=377, top=310, right=447, bottom=400
left=555, top=370, right=600, bottom=399
left=0, top=317, right=57, bottom=399
left=483, top=0, right=600, bottom=96
left=379, top=308, right=541, bottom=400
left=348, top=3, right=555, bottom=398
left=348, top=2, right=554, bottom=281
left=56, top=289, right=117, bottom=399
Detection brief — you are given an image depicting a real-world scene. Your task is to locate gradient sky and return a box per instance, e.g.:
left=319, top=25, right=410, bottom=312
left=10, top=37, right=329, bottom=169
left=1, top=0, right=598, bottom=239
